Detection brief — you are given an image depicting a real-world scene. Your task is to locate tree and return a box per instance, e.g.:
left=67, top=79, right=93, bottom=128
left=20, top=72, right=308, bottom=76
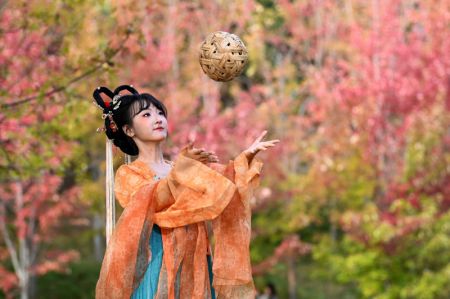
left=0, top=1, right=130, bottom=298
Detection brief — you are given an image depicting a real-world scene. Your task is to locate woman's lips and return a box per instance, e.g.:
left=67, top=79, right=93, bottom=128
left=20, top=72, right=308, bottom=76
left=154, top=127, right=164, bottom=131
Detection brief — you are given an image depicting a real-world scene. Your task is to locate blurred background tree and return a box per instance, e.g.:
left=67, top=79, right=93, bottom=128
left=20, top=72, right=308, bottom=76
left=0, top=0, right=448, bottom=298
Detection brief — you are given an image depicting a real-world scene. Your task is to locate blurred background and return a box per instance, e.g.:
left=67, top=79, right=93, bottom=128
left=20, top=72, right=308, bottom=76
left=0, top=0, right=449, bottom=298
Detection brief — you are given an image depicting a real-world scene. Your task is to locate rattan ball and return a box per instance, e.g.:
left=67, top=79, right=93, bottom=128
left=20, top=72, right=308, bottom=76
left=199, top=31, right=248, bottom=82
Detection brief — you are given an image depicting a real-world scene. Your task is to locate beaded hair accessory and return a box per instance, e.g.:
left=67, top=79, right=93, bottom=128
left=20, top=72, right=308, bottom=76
left=92, top=85, right=139, bottom=133
left=92, top=84, right=139, bottom=244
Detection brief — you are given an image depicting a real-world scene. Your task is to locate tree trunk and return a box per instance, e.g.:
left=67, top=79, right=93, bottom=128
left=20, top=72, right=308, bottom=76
left=287, top=256, right=297, bottom=299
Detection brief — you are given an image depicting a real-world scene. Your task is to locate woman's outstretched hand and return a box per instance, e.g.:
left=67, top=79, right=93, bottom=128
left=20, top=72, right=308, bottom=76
left=243, top=130, right=280, bottom=163
left=181, top=141, right=219, bottom=164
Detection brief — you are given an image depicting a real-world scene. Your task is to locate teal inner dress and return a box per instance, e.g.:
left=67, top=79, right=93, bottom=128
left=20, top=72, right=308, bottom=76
left=131, top=225, right=216, bottom=299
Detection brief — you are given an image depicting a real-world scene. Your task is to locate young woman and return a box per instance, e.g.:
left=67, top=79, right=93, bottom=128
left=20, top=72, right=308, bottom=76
left=93, top=85, right=279, bottom=299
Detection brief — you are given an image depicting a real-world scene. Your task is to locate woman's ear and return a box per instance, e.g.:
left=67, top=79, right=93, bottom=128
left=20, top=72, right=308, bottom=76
left=122, top=124, right=135, bottom=138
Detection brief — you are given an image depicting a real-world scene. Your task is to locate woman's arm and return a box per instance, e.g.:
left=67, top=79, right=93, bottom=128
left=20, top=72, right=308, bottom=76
left=242, top=130, right=280, bottom=164
left=207, top=130, right=278, bottom=178
left=153, top=153, right=237, bottom=227
left=114, top=141, right=218, bottom=209
left=153, top=142, right=221, bottom=211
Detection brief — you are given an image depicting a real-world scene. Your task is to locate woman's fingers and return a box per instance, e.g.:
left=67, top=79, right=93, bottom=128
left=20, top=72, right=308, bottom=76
left=258, top=130, right=267, bottom=140
left=258, top=140, right=279, bottom=148
left=249, top=131, right=267, bottom=147
left=263, top=139, right=280, bottom=144
left=198, top=156, right=217, bottom=163
left=256, top=130, right=268, bottom=143
left=254, top=142, right=278, bottom=153
left=251, top=131, right=276, bottom=148
left=183, top=144, right=219, bottom=163
left=204, top=155, right=219, bottom=162
left=191, top=148, right=204, bottom=154
left=195, top=153, right=213, bottom=161
left=205, top=155, right=219, bottom=163
left=247, top=139, right=279, bottom=154
left=187, top=150, right=206, bottom=157
left=190, top=147, right=216, bottom=154
left=187, top=150, right=218, bottom=162
left=197, top=150, right=218, bottom=161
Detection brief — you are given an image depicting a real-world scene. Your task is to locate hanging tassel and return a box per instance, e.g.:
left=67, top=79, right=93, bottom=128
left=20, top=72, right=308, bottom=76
left=105, top=139, right=116, bottom=245
left=124, top=153, right=131, bottom=165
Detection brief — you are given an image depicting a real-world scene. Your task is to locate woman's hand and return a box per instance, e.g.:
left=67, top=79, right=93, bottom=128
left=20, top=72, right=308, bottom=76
left=181, top=141, right=219, bottom=164
left=243, top=130, right=280, bottom=163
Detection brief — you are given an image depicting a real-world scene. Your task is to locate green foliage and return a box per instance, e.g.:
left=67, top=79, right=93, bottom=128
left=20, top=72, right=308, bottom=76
left=312, top=202, right=450, bottom=299
left=37, top=260, right=100, bottom=299
left=1, top=1, right=448, bottom=298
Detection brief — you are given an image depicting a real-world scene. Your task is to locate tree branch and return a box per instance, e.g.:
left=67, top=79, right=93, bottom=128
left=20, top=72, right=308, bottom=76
left=0, top=200, right=22, bottom=281
left=1, top=64, right=103, bottom=109
left=1, top=30, right=132, bottom=109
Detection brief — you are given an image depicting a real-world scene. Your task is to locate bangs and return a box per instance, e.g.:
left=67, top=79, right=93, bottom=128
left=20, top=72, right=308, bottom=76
left=127, top=94, right=167, bottom=120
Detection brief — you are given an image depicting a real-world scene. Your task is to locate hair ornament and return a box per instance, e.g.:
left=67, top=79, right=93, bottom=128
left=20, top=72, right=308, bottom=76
left=96, top=126, right=106, bottom=133
left=107, top=114, right=118, bottom=132
left=90, top=84, right=139, bottom=244
left=92, top=85, right=139, bottom=134
left=112, top=94, right=122, bottom=110
left=92, top=85, right=139, bottom=116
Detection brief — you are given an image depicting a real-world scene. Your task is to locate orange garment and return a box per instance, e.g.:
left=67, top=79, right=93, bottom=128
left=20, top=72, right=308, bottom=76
left=95, top=151, right=263, bottom=299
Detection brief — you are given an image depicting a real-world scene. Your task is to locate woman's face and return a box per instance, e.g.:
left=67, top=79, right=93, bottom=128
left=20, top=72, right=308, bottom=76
left=128, top=103, right=168, bottom=142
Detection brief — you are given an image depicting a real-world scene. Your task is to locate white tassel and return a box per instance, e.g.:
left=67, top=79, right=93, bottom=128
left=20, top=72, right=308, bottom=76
left=105, top=139, right=115, bottom=245
left=124, top=153, right=132, bottom=165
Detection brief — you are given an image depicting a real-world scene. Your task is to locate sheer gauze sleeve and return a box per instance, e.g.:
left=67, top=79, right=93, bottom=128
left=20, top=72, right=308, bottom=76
left=98, top=151, right=263, bottom=299
left=208, top=152, right=263, bottom=298
left=114, top=164, right=149, bottom=208
left=115, top=153, right=238, bottom=223
left=152, top=153, right=239, bottom=227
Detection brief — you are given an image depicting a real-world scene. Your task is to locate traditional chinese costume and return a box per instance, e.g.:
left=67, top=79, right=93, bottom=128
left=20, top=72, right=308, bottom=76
left=95, top=150, right=263, bottom=299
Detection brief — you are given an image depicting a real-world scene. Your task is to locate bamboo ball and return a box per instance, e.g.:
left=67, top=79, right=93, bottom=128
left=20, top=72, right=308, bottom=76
left=199, top=31, right=248, bottom=82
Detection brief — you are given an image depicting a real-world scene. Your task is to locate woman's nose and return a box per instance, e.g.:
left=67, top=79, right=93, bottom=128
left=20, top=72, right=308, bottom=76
left=155, top=119, right=162, bottom=124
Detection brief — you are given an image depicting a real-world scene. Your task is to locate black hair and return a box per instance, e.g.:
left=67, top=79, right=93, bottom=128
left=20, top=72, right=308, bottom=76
left=104, top=93, right=168, bottom=155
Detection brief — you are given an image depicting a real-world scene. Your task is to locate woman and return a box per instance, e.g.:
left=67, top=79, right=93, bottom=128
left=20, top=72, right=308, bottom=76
left=93, top=85, right=279, bottom=299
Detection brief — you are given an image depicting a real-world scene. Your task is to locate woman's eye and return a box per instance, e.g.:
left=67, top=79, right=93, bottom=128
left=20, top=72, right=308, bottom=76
left=143, top=113, right=151, bottom=117
left=158, top=111, right=164, bottom=115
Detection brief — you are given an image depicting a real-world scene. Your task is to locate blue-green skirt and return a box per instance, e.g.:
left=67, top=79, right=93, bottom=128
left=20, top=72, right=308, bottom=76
left=131, top=225, right=216, bottom=299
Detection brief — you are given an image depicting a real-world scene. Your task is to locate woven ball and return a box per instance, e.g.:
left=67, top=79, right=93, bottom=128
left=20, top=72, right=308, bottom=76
left=199, top=31, right=248, bottom=82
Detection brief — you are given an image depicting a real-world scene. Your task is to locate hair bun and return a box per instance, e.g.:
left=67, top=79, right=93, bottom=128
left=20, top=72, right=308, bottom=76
left=111, top=132, right=139, bottom=155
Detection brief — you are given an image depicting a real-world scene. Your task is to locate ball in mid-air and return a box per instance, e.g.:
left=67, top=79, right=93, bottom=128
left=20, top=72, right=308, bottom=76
left=199, top=31, right=248, bottom=82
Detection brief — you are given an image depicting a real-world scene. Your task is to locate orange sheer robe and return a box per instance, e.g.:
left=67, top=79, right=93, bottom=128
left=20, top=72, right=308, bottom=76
left=95, top=151, right=263, bottom=299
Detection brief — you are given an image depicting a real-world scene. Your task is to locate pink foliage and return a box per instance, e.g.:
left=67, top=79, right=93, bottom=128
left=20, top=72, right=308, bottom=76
left=32, top=250, right=80, bottom=275
left=304, top=3, right=448, bottom=181
left=0, top=4, right=81, bottom=297
left=278, top=0, right=450, bottom=250
left=0, top=9, right=63, bottom=98
left=253, top=235, right=311, bottom=275
left=0, top=267, right=18, bottom=298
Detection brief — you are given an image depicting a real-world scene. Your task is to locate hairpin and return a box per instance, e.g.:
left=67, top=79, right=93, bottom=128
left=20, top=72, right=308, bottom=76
left=92, top=85, right=139, bottom=114
left=92, top=85, right=139, bottom=133
left=112, top=95, right=122, bottom=110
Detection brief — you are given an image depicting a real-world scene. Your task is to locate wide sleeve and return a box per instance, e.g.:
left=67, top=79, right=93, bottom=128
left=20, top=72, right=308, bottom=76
left=97, top=171, right=159, bottom=299
left=114, top=164, right=150, bottom=208
left=100, top=151, right=263, bottom=299
left=100, top=154, right=239, bottom=299
left=210, top=151, right=264, bottom=298
left=153, top=153, right=237, bottom=228
left=153, top=152, right=263, bottom=299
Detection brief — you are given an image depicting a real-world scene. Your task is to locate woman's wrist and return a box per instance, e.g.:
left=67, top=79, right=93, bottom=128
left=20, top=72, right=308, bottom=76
left=243, top=150, right=256, bottom=164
